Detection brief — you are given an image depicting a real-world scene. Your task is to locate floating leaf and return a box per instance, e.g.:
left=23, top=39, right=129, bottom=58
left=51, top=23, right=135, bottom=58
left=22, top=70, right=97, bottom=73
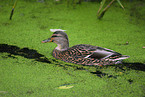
left=0, top=91, right=8, bottom=94
left=57, top=85, right=74, bottom=89
left=119, top=72, right=123, bottom=75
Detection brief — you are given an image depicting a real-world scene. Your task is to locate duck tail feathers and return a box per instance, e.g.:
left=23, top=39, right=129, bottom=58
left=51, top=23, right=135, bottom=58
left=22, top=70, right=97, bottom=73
left=113, top=55, right=130, bottom=61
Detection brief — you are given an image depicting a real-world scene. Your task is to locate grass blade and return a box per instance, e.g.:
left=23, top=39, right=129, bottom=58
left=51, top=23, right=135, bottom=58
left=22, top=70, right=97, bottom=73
left=116, top=0, right=125, bottom=9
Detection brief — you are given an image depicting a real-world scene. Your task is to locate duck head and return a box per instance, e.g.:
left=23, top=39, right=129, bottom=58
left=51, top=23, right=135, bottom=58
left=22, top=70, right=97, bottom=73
left=42, top=31, right=69, bottom=51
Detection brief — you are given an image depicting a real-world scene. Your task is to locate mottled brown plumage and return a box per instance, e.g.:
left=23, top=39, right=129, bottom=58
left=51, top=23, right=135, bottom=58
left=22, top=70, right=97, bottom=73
left=42, top=30, right=129, bottom=66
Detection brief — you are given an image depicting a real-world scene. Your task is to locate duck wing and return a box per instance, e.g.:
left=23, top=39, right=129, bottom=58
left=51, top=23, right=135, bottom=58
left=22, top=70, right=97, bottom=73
left=72, top=44, right=122, bottom=60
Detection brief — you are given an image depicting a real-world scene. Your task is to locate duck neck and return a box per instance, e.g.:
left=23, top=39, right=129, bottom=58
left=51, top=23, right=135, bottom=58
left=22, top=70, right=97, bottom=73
left=55, top=42, right=69, bottom=51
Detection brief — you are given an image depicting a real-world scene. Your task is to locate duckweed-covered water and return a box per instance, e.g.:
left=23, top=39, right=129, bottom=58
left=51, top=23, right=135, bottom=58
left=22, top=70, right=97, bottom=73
left=0, top=0, right=145, bottom=97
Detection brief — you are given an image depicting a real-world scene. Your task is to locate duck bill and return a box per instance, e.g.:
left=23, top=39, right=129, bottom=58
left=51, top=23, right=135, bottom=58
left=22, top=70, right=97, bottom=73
left=42, top=38, right=52, bottom=43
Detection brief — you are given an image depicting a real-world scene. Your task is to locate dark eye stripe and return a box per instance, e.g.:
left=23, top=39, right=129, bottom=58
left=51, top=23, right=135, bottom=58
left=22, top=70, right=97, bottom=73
left=51, top=35, right=62, bottom=38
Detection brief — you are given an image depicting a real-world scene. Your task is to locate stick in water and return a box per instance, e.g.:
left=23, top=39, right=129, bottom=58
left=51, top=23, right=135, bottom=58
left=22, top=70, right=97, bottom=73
left=10, top=0, right=17, bottom=20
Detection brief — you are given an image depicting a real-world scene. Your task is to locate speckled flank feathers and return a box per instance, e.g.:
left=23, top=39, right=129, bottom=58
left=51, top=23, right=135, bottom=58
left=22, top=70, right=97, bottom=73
left=53, top=44, right=128, bottom=66
left=42, top=30, right=129, bottom=66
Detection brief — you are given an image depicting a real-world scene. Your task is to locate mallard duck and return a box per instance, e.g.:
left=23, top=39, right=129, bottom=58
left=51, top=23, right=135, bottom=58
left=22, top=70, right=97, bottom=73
left=42, top=29, right=129, bottom=66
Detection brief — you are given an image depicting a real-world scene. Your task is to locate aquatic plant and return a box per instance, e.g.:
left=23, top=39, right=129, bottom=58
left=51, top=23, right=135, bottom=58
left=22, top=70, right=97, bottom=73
left=97, top=0, right=124, bottom=19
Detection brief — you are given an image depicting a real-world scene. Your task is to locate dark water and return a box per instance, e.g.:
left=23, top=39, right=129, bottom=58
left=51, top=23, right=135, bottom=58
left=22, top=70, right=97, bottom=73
left=0, top=44, right=51, bottom=63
